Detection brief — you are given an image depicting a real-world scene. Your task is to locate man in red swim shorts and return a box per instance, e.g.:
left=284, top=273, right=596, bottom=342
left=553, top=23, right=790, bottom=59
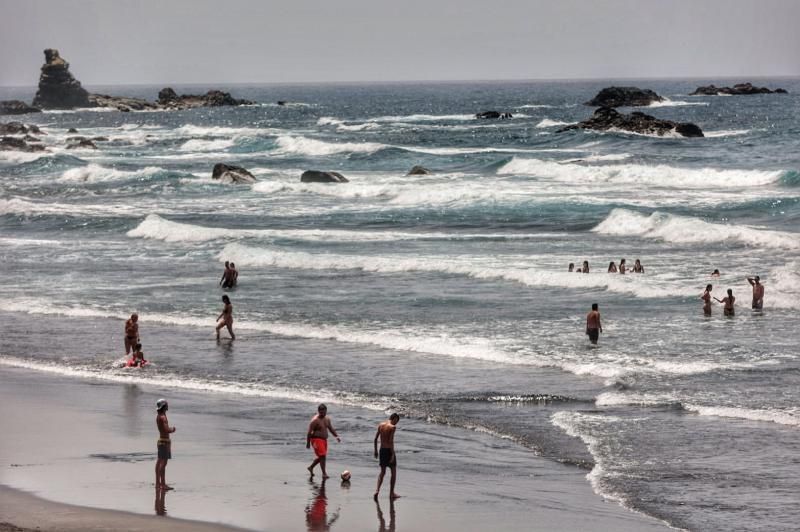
left=306, top=404, right=341, bottom=479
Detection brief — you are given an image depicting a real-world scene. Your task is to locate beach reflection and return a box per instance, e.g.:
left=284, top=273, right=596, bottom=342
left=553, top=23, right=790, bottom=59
left=375, top=499, right=396, bottom=532
left=154, top=488, right=168, bottom=516
left=305, top=479, right=340, bottom=531
left=122, top=384, right=142, bottom=437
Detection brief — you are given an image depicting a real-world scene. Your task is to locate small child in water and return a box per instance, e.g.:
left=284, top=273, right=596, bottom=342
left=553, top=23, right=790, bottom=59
left=130, top=343, right=146, bottom=367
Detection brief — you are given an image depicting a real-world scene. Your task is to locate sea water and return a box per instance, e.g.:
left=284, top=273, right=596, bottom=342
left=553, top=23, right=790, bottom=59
left=1, top=79, right=799, bottom=531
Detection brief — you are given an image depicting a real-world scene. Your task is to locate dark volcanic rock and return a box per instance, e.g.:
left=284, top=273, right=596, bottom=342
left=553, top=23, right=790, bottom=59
left=89, top=94, right=158, bottom=112
left=22, top=134, right=40, bottom=142
left=67, top=139, right=97, bottom=149
left=300, top=170, right=349, bottom=183
left=32, top=49, right=93, bottom=109
left=157, top=87, right=254, bottom=110
left=67, top=128, right=78, bottom=133
left=407, top=165, right=431, bottom=175
left=0, top=122, right=29, bottom=135
left=690, top=83, right=788, bottom=96
left=211, top=163, right=257, bottom=184
left=1, top=136, right=46, bottom=152
left=476, top=111, right=513, bottom=119
left=585, top=86, right=664, bottom=107
left=0, top=100, right=41, bottom=115
left=558, top=107, right=703, bottom=138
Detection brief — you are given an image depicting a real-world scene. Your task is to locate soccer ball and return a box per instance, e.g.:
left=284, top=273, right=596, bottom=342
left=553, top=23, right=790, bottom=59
left=341, top=470, right=351, bottom=481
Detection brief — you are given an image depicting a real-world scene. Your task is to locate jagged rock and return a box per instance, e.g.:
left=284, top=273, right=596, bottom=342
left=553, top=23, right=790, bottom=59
left=476, top=111, right=512, bottom=119
left=300, top=170, right=349, bottom=183
left=27, top=124, right=42, bottom=134
left=32, top=49, right=92, bottom=109
left=690, top=83, right=787, bottom=95
left=92, top=136, right=109, bottom=142
left=211, top=163, right=257, bottom=184
left=1, top=136, right=46, bottom=152
left=277, top=100, right=287, bottom=106
left=585, top=86, right=664, bottom=107
left=67, top=128, right=78, bottom=133
left=22, top=134, right=40, bottom=142
left=156, top=87, right=254, bottom=110
left=0, top=100, right=41, bottom=115
left=67, top=139, right=97, bottom=149
left=0, top=122, right=29, bottom=135
left=89, top=94, right=158, bottom=112
left=558, top=107, right=703, bottom=138
left=407, top=165, right=431, bottom=175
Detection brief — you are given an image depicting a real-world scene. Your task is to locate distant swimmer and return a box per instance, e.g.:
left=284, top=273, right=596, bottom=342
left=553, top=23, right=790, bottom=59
left=711, top=269, right=720, bottom=278
left=582, top=260, right=590, bottom=274
left=608, top=261, right=618, bottom=273
left=215, top=295, right=235, bottom=340
left=568, top=263, right=575, bottom=272
left=619, top=258, right=627, bottom=274
left=714, top=289, right=735, bottom=316
left=307, top=404, right=341, bottom=479
left=633, top=259, right=644, bottom=273
left=747, top=276, right=764, bottom=310
left=155, top=398, right=176, bottom=491
left=701, top=284, right=713, bottom=316
left=586, top=303, right=602, bottom=345
left=124, top=313, right=139, bottom=355
left=374, top=413, right=401, bottom=501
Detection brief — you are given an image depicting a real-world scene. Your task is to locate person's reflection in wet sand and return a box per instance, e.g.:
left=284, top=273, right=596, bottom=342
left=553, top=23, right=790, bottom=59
left=306, top=479, right=340, bottom=531
left=375, top=498, right=396, bottom=532
left=154, top=487, right=167, bottom=516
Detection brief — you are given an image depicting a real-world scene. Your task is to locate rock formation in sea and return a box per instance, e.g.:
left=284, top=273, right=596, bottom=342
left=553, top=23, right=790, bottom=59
left=0, top=122, right=43, bottom=135
left=88, top=94, right=158, bottom=112
left=157, top=88, right=254, bottom=110
left=0, top=100, right=41, bottom=115
left=1, top=136, right=46, bottom=152
left=407, top=165, right=431, bottom=175
left=32, top=49, right=92, bottom=109
left=476, top=111, right=513, bottom=119
left=585, top=86, right=664, bottom=107
left=558, top=107, right=703, bottom=138
left=66, top=139, right=97, bottom=149
left=690, top=83, right=788, bottom=95
left=212, top=163, right=257, bottom=184
left=300, top=170, right=349, bottom=183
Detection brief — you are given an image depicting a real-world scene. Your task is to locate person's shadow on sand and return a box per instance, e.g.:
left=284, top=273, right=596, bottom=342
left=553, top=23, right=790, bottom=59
left=375, top=498, right=396, bottom=532
left=306, top=478, right=340, bottom=531
left=154, top=487, right=168, bottom=516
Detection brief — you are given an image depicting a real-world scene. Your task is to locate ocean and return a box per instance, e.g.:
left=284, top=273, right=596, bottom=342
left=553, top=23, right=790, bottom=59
left=1, top=79, right=799, bottom=531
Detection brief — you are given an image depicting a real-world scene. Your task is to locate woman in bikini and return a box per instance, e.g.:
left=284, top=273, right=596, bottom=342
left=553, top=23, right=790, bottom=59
left=216, top=295, right=235, bottom=340
left=700, top=284, right=713, bottom=316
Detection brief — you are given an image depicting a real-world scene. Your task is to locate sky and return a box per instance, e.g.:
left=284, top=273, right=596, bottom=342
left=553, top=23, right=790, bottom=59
left=1, top=0, right=799, bottom=86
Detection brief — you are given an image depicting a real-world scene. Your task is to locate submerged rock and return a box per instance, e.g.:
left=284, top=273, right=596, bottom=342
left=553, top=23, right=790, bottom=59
left=66, top=139, right=98, bottom=149
left=407, top=165, right=431, bottom=175
left=558, top=107, right=703, bottom=138
left=32, top=49, right=93, bottom=109
left=0, top=136, right=46, bottom=152
left=476, top=111, right=512, bottom=119
left=0, top=121, right=30, bottom=135
left=300, top=170, right=349, bottom=183
left=0, top=100, right=41, bottom=115
left=212, top=163, right=257, bottom=184
left=690, top=83, right=788, bottom=95
left=585, top=86, right=664, bottom=107
left=89, top=94, right=158, bottom=112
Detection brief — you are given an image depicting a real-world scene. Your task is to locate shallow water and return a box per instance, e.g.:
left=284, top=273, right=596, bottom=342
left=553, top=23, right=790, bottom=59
left=2, top=79, right=799, bottom=531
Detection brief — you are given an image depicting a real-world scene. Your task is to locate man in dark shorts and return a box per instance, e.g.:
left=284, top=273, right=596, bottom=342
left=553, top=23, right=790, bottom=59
left=586, top=303, right=602, bottom=345
left=747, top=276, right=764, bottom=310
left=374, top=413, right=400, bottom=500
left=306, top=404, right=341, bottom=479
left=155, top=398, right=176, bottom=491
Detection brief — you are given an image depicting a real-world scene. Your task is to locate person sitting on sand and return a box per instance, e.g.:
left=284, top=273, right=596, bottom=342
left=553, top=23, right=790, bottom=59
left=215, top=295, right=235, bottom=340
left=715, top=289, right=735, bottom=316
left=374, top=413, right=401, bottom=501
left=701, top=284, right=713, bottom=316
left=130, top=343, right=146, bottom=367
left=608, top=261, right=618, bottom=273
left=747, top=276, right=764, bottom=310
left=155, top=399, right=176, bottom=491
left=633, top=259, right=644, bottom=273
left=711, top=269, right=721, bottom=278
left=582, top=260, right=590, bottom=274
left=124, top=313, right=139, bottom=355
left=619, top=258, right=627, bottom=274
left=307, top=404, right=341, bottom=479
left=586, top=303, right=602, bottom=345
left=568, top=263, right=575, bottom=272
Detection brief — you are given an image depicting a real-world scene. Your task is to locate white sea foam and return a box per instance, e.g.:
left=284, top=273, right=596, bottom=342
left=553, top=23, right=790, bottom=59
left=593, top=209, right=800, bottom=250
left=647, top=99, right=709, bottom=108
left=367, top=113, right=477, bottom=123
left=0, top=151, right=48, bottom=164
left=179, top=138, right=236, bottom=151
left=516, top=104, right=555, bottom=109
left=174, top=125, right=272, bottom=137
left=0, top=197, right=141, bottom=217
left=59, top=164, right=164, bottom=183
left=498, top=157, right=786, bottom=188
left=703, top=129, right=751, bottom=138
left=274, top=135, right=386, bottom=156
left=535, top=119, right=573, bottom=128
left=766, top=262, right=800, bottom=310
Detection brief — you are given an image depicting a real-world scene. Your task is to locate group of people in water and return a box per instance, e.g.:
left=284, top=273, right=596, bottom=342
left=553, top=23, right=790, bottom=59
left=568, top=258, right=644, bottom=274
left=701, top=275, right=765, bottom=316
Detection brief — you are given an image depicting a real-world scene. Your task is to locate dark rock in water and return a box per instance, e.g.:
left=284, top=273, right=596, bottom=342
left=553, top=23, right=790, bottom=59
left=277, top=100, right=287, bottom=106
left=300, top=170, right=349, bottom=183
left=690, top=83, right=788, bottom=96
left=22, top=134, right=41, bottom=142
left=0, top=100, right=41, bottom=115
left=28, top=124, right=43, bottom=134
left=1, top=136, right=46, bottom=152
left=89, top=93, right=158, bottom=112
left=585, top=86, right=664, bottom=107
left=558, top=107, right=703, bottom=138
left=157, top=87, right=254, bottom=110
left=407, top=165, right=431, bottom=175
left=0, top=121, right=29, bottom=135
left=476, top=111, right=513, bottom=119
left=66, top=135, right=87, bottom=142
left=32, top=49, right=93, bottom=109
left=92, top=136, right=109, bottom=142
left=67, top=128, right=78, bottom=133
left=211, top=163, right=257, bottom=184
left=67, top=139, right=97, bottom=149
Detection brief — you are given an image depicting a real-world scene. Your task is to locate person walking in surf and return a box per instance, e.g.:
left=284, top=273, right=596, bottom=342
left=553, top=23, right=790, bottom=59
left=215, top=295, right=235, bottom=340
left=586, top=303, right=602, bottom=345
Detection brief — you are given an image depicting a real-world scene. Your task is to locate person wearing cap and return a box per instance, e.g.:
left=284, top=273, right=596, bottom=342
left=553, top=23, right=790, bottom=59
left=747, top=276, right=764, bottom=310
left=155, top=399, right=176, bottom=490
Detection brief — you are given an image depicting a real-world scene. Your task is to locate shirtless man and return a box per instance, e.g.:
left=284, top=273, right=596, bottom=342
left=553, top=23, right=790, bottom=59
left=215, top=295, right=235, bottom=340
left=155, top=399, right=176, bottom=491
left=619, top=258, right=627, bottom=274
left=700, top=284, right=713, bottom=316
left=219, top=261, right=231, bottom=287
left=747, top=276, right=764, bottom=310
left=374, top=413, right=401, bottom=500
left=715, top=289, right=735, bottom=316
left=306, top=404, right=341, bottom=479
left=124, top=313, right=139, bottom=355
left=230, top=263, right=239, bottom=287
left=586, top=303, right=602, bottom=345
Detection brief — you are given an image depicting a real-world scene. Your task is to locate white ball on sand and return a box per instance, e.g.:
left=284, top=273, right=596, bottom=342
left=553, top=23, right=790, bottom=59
left=341, top=470, right=351, bottom=481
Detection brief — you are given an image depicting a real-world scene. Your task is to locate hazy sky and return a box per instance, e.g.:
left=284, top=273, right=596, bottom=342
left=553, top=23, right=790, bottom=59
left=1, top=0, right=799, bottom=86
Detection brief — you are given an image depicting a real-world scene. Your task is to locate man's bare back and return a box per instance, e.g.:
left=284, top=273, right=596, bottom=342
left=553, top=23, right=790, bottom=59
left=377, top=421, right=396, bottom=449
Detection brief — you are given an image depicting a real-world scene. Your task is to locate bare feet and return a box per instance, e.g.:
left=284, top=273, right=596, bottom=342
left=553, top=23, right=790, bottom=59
left=390, top=493, right=400, bottom=500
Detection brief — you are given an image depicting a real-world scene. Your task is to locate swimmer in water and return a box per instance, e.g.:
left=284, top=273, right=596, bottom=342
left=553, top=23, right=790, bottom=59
left=619, top=258, right=627, bottom=274
left=633, top=259, right=644, bottom=273
left=568, top=263, right=574, bottom=272
left=747, top=276, right=764, bottom=310
left=582, top=260, right=590, bottom=274
left=608, top=261, right=618, bottom=273
left=585, top=303, right=602, bottom=345
left=700, top=284, right=713, bottom=316
left=714, top=289, right=735, bottom=316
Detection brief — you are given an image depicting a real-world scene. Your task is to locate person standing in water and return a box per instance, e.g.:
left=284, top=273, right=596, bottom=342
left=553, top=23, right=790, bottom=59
left=715, top=289, right=736, bottom=316
left=700, top=284, right=713, bottom=316
left=608, top=261, right=618, bottom=273
left=582, top=260, right=590, bottom=274
left=306, top=404, right=341, bottom=479
left=219, top=261, right=231, bottom=287
left=374, top=413, right=401, bottom=500
left=230, top=263, right=239, bottom=287
left=215, top=295, right=235, bottom=340
left=155, top=398, right=176, bottom=491
left=747, top=276, right=764, bottom=310
left=586, top=303, right=602, bottom=345
left=124, top=313, right=139, bottom=355
left=568, top=263, right=575, bottom=272
left=633, top=259, right=644, bottom=273
left=619, top=258, right=627, bottom=274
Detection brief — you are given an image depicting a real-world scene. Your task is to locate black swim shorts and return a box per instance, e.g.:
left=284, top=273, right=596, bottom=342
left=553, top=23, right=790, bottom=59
left=379, top=448, right=396, bottom=468
left=587, top=328, right=599, bottom=343
left=157, top=440, right=171, bottom=460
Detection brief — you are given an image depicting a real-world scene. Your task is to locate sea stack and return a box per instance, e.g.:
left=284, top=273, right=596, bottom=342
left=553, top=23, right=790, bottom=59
left=32, top=49, right=92, bottom=109
left=585, top=87, right=664, bottom=107
left=558, top=107, right=703, bottom=138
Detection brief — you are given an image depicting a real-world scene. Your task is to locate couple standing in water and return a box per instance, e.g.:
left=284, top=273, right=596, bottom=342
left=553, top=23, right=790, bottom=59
left=700, top=276, right=765, bottom=316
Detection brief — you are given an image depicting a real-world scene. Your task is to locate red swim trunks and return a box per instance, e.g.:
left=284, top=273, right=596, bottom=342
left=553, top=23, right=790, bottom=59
left=310, top=437, right=328, bottom=458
